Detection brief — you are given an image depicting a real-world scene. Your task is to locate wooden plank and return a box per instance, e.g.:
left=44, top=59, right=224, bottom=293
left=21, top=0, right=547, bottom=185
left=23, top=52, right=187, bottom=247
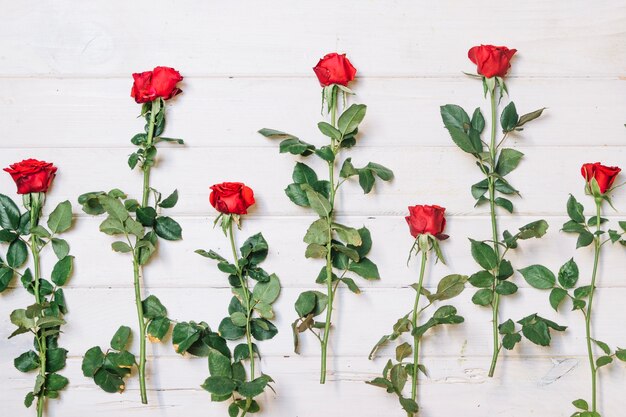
left=2, top=356, right=625, bottom=416
left=1, top=287, right=624, bottom=358
left=0, top=147, right=624, bottom=216
left=2, top=77, right=626, bottom=148
left=1, top=1, right=625, bottom=77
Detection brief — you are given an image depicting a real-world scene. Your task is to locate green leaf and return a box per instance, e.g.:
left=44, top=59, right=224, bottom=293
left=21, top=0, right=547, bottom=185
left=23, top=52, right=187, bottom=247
left=502, top=333, right=522, bottom=350
left=7, top=239, right=28, bottom=268
left=302, top=186, right=331, bottom=217
left=0, top=194, right=21, bottom=230
left=147, top=317, right=171, bottom=342
left=0, top=266, right=13, bottom=292
left=46, top=373, right=69, bottom=391
left=208, top=349, right=232, bottom=378
left=252, top=274, right=281, bottom=305
left=518, top=265, right=555, bottom=289
left=50, top=256, right=73, bottom=286
left=399, top=397, right=419, bottom=413
left=332, top=223, right=362, bottom=246
left=471, top=107, right=485, bottom=132
left=46, top=348, right=68, bottom=373
left=558, top=258, right=579, bottom=289
left=549, top=288, right=568, bottom=312
left=429, top=274, right=467, bottom=301
left=317, top=122, right=341, bottom=141
left=315, top=146, right=335, bottom=162
left=292, top=162, right=318, bottom=185
left=14, top=351, right=40, bottom=372
left=592, top=339, right=611, bottom=355
left=155, top=216, right=182, bottom=240
left=159, top=190, right=178, bottom=208
left=572, top=399, right=589, bottom=411
left=469, top=271, right=494, bottom=288
left=304, top=218, right=330, bottom=245
left=615, top=349, right=626, bottom=361
left=94, top=367, right=125, bottom=393
left=250, top=318, right=278, bottom=341
left=348, top=257, right=380, bottom=280
left=440, top=105, right=477, bottom=153
left=472, top=289, right=493, bottom=306
left=577, top=231, right=594, bottom=248
left=494, top=197, right=514, bottom=213
left=496, top=281, right=518, bottom=295
left=518, top=220, right=549, bottom=239
left=305, top=243, right=327, bottom=259
left=47, top=201, right=73, bottom=233
left=339, top=158, right=359, bottom=178
left=171, top=322, right=203, bottom=354
left=111, top=241, right=132, bottom=253
left=136, top=207, right=157, bottom=227
left=500, top=102, right=519, bottom=132
left=358, top=169, right=375, bottom=194
left=366, top=162, right=394, bottom=181
left=353, top=227, right=372, bottom=257
left=294, top=291, right=317, bottom=317
left=279, top=137, right=315, bottom=156
left=99, top=216, right=125, bottom=235
left=219, top=317, right=246, bottom=340
left=337, top=104, right=367, bottom=135
left=567, top=194, right=585, bottom=223
left=24, top=392, right=35, bottom=408
left=517, top=108, right=546, bottom=127
left=496, top=148, right=524, bottom=176
left=596, top=355, right=613, bottom=368
left=142, top=295, right=167, bottom=319
left=110, top=326, right=132, bottom=350
left=82, top=346, right=105, bottom=377
left=51, top=238, right=70, bottom=259
left=469, top=239, right=498, bottom=270
left=395, top=342, right=412, bottom=361
left=238, top=375, right=271, bottom=398
left=389, top=363, right=408, bottom=393
left=499, top=319, right=516, bottom=335
left=574, top=285, right=592, bottom=299
left=240, top=233, right=269, bottom=265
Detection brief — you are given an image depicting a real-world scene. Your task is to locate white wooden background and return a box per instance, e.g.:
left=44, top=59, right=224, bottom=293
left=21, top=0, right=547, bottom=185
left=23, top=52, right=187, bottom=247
left=1, top=1, right=626, bottom=416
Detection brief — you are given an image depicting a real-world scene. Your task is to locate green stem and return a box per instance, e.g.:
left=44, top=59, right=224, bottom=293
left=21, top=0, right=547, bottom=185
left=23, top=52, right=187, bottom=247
left=410, top=249, right=428, bottom=413
left=132, top=258, right=148, bottom=404
left=141, top=100, right=159, bottom=207
left=228, top=221, right=256, bottom=380
left=585, top=201, right=602, bottom=412
left=320, top=88, right=338, bottom=384
left=487, top=86, right=502, bottom=378
left=28, top=196, right=46, bottom=417
left=133, top=99, right=159, bottom=404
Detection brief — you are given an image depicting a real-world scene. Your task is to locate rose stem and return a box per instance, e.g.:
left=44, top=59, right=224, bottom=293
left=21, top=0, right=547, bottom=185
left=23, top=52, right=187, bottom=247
left=410, top=248, right=428, bottom=415
left=134, top=98, right=160, bottom=404
left=487, top=85, right=502, bottom=378
left=585, top=200, right=602, bottom=412
left=320, top=86, right=339, bottom=384
left=228, top=220, right=256, bottom=382
left=30, top=194, right=46, bottom=417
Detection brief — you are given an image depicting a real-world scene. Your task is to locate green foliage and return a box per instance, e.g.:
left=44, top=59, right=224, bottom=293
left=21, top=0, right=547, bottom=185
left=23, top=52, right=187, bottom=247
left=0, top=195, right=75, bottom=410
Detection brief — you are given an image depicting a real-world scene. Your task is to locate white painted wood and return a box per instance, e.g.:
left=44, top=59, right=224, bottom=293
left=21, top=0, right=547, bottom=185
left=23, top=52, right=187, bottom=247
left=1, top=0, right=625, bottom=416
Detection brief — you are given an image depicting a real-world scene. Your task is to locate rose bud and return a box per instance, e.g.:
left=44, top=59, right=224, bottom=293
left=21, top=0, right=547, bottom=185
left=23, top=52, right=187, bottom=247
left=581, top=162, right=621, bottom=194
left=468, top=45, right=517, bottom=78
left=4, top=159, right=57, bottom=194
left=313, top=53, right=357, bottom=87
left=405, top=205, right=447, bottom=238
left=210, top=182, right=256, bottom=215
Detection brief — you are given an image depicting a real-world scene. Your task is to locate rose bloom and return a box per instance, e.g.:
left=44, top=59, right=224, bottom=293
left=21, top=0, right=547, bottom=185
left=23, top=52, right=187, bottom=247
left=131, top=66, right=183, bottom=103
left=581, top=162, right=621, bottom=194
left=405, top=205, right=446, bottom=238
left=468, top=45, right=517, bottom=78
left=313, top=53, right=357, bottom=87
left=4, top=159, right=57, bottom=194
left=210, top=182, right=255, bottom=215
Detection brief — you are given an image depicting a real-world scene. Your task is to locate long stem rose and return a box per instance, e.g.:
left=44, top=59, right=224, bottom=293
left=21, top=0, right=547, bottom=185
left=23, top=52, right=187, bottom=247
left=1, top=161, right=74, bottom=417
left=181, top=185, right=280, bottom=417
left=78, top=67, right=184, bottom=403
left=523, top=167, right=626, bottom=416
left=368, top=205, right=465, bottom=416
left=259, top=53, right=393, bottom=384
left=441, top=46, right=565, bottom=378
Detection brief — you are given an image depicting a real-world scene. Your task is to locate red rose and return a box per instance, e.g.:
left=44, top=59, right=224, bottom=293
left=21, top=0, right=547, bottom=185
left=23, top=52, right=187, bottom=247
left=130, top=66, right=183, bottom=103
left=130, top=71, right=157, bottom=104
left=313, top=53, right=357, bottom=87
left=468, top=45, right=517, bottom=78
left=4, top=159, right=57, bottom=194
left=405, top=205, right=446, bottom=238
left=151, top=66, right=183, bottom=100
left=581, top=162, right=621, bottom=194
left=210, top=182, right=255, bottom=215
